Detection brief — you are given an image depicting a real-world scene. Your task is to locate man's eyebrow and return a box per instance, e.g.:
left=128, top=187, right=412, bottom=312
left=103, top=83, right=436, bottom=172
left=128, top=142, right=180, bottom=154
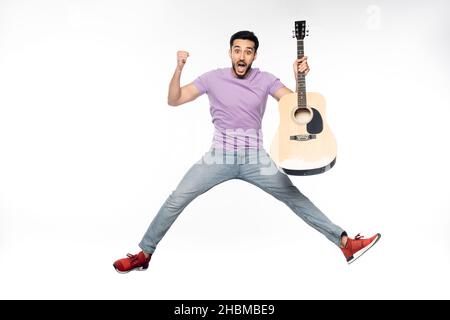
left=232, top=45, right=254, bottom=50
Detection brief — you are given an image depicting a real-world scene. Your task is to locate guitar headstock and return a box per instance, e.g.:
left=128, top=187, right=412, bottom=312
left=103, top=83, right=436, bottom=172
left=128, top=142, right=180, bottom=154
left=293, top=20, right=308, bottom=39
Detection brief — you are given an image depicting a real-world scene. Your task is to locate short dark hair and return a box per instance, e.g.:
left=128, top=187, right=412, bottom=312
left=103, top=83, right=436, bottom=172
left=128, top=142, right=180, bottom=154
left=229, top=31, right=259, bottom=53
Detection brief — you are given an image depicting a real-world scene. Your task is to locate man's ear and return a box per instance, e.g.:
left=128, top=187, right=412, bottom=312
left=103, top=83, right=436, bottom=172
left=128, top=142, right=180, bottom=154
left=253, top=52, right=257, bottom=61
left=228, top=49, right=232, bottom=59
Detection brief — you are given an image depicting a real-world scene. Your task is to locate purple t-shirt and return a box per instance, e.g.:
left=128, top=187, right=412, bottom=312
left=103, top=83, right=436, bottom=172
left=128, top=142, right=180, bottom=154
left=193, top=67, right=284, bottom=150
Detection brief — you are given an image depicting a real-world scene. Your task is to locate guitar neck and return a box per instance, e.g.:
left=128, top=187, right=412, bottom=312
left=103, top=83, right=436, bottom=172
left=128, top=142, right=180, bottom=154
left=297, top=39, right=307, bottom=108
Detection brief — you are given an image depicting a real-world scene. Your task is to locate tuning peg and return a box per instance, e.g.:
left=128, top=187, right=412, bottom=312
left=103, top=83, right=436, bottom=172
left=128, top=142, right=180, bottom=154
left=292, top=30, right=295, bottom=38
left=306, top=30, right=310, bottom=36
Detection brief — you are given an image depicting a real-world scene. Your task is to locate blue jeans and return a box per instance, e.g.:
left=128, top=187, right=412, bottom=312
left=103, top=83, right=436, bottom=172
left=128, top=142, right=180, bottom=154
left=139, top=148, right=345, bottom=254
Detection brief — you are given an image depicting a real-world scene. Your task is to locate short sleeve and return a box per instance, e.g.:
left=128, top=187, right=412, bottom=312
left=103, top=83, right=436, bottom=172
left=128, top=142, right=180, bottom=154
left=266, top=72, right=285, bottom=96
left=193, top=71, right=209, bottom=95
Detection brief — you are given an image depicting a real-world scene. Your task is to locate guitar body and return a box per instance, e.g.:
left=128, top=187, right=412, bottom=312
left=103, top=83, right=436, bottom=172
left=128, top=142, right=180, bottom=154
left=270, top=91, right=337, bottom=176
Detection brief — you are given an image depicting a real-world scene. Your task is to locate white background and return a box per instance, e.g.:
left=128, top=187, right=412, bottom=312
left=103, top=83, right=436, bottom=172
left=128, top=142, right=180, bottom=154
left=0, top=0, right=449, bottom=299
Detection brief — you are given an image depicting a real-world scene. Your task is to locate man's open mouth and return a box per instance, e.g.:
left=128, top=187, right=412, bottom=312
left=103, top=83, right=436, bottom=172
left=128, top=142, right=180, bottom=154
left=237, top=62, right=247, bottom=73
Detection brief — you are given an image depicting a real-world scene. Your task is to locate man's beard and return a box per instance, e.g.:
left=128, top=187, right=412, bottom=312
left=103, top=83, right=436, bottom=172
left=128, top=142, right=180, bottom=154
left=232, top=61, right=253, bottom=79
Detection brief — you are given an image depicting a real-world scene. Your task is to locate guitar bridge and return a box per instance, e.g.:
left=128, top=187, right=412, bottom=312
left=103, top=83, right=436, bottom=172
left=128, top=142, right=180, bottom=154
left=290, top=134, right=316, bottom=141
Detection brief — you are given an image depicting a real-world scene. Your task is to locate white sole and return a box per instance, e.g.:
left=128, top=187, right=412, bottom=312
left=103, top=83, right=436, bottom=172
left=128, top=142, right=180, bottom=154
left=348, top=233, right=381, bottom=265
left=113, top=265, right=148, bottom=274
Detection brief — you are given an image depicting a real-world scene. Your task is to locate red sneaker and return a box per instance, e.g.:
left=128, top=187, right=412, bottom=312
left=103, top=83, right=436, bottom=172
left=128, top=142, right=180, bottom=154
left=113, top=251, right=151, bottom=273
left=341, top=233, right=381, bottom=264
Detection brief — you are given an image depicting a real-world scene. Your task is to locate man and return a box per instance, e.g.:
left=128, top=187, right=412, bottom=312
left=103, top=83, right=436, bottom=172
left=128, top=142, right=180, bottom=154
left=113, top=31, right=380, bottom=273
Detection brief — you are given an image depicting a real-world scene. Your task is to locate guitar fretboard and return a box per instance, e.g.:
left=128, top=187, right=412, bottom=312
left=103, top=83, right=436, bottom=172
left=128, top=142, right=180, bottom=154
left=297, top=39, right=306, bottom=108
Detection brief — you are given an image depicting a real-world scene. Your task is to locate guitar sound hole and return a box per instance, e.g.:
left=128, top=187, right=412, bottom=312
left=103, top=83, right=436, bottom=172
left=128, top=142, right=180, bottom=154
left=293, top=107, right=312, bottom=124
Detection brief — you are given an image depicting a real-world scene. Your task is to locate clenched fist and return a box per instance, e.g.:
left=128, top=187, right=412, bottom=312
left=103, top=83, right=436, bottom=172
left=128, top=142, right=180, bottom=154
left=177, top=51, right=190, bottom=71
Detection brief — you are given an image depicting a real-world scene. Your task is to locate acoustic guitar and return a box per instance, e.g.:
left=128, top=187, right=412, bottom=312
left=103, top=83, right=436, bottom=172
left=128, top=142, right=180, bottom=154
left=270, top=20, right=337, bottom=176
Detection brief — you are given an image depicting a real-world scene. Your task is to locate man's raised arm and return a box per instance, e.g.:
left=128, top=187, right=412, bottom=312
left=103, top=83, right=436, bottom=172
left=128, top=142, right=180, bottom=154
left=168, top=50, right=201, bottom=107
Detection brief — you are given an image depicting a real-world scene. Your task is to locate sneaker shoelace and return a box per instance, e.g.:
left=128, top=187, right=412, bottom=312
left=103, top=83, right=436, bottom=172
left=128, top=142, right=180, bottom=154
left=354, top=233, right=364, bottom=240
left=126, top=253, right=140, bottom=264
